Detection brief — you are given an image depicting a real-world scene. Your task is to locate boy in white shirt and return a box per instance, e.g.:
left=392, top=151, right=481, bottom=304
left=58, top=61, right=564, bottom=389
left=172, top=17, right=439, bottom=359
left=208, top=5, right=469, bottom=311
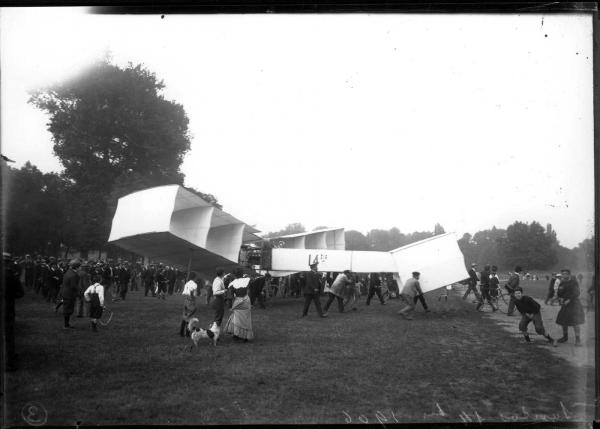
left=84, top=275, right=105, bottom=332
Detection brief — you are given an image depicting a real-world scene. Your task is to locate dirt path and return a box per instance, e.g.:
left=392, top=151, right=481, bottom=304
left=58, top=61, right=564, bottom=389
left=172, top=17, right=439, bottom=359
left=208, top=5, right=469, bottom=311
left=453, top=288, right=595, bottom=368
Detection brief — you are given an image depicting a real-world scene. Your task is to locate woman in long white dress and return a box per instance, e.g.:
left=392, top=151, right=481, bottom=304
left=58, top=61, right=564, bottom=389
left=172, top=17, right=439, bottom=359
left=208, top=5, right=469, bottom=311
left=224, top=268, right=254, bottom=342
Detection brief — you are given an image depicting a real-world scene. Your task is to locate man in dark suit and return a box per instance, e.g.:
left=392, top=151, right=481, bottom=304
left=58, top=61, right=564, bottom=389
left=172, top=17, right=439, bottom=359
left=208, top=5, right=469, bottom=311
left=117, top=262, right=131, bottom=300
left=366, top=272, right=385, bottom=305
left=462, top=263, right=481, bottom=301
left=249, top=273, right=270, bottom=309
left=76, top=262, right=91, bottom=317
left=143, top=264, right=156, bottom=297
left=302, top=262, right=327, bottom=318
left=476, top=264, right=497, bottom=312
left=60, top=259, right=82, bottom=329
left=22, top=254, right=35, bottom=289
left=46, top=257, right=63, bottom=305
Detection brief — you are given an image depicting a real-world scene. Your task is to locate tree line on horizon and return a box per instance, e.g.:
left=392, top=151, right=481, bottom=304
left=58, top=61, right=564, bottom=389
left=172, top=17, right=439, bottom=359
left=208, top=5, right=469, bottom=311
left=2, top=59, right=594, bottom=271
left=262, top=222, right=594, bottom=272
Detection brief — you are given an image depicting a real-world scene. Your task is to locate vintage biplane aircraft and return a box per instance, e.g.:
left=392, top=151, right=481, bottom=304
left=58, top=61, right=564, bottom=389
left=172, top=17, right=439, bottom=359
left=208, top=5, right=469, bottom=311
left=108, top=185, right=468, bottom=293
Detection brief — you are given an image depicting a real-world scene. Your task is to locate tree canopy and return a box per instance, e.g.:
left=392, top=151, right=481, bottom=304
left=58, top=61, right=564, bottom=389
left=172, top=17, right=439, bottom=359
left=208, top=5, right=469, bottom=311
left=262, top=223, right=306, bottom=239
left=29, top=60, right=195, bottom=252
left=4, top=162, right=68, bottom=255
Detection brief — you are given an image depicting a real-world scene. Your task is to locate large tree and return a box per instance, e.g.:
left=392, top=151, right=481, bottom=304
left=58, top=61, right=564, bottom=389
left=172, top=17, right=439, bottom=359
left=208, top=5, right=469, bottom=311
left=344, top=230, right=370, bottom=251
left=498, top=221, right=558, bottom=270
left=571, top=236, right=595, bottom=270
left=29, top=60, right=192, bottom=252
left=4, top=162, right=68, bottom=255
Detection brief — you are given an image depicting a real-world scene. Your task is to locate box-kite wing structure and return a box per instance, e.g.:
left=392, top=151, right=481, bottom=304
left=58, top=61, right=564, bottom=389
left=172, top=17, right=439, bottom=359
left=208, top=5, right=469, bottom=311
left=270, top=227, right=346, bottom=250
left=108, top=186, right=468, bottom=292
left=268, top=232, right=467, bottom=293
left=108, top=185, right=260, bottom=275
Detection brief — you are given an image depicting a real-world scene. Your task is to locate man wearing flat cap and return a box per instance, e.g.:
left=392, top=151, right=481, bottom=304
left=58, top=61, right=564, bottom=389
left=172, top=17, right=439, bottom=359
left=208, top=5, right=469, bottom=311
left=60, top=259, right=81, bottom=329
left=302, top=261, right=327, bottom=318
left=398, top=271, right=424, bottom=320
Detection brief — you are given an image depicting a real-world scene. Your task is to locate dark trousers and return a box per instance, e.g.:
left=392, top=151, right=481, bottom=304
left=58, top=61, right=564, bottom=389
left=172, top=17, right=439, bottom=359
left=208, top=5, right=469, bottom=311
left=250, top=287, right=265, bottom=309
left=212, top=295, right=225, bottom=326
left=34, top=279, right=42, bottom=294
left=302, top=293, right=324, bottom=316
left=366, top=286, right=384, bottom=305
left=481, top=288, right=493, bottom=301
left=144, top=281, right=155, bottom=297
left=413, top=294, right=429, bottom=310
left=168, top=281, right=175, bottom=295
left=463, top=282, right=481, bottom=300
left=47, top=285, right=59, bottom=303
left=477, top=287, right=496, bottom=310
left=519, top=313, right=546, bottom=335
left=41, top=282, right=49, bottom=299
left=324, top=293, right=344, bottom=313
left=75, top=293, right=86, bottom=317
left=119, top=281, right=128, bottom=300
left=25, top=272, right=34, bottom=289
left=104, top=280, right=113, bottom=300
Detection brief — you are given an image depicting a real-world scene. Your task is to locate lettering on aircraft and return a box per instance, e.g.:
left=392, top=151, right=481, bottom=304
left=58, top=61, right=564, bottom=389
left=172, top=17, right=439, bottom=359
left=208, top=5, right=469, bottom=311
left=308, top=253, right=328, bottom=266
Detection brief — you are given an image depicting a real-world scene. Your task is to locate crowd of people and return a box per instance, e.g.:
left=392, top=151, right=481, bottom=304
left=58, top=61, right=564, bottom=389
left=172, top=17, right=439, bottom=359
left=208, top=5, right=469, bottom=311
left=13, top=254, right=192, bottom=302
left=462, top=262, right=594, bottom=346
left=3, top=251, right=596, bottom=370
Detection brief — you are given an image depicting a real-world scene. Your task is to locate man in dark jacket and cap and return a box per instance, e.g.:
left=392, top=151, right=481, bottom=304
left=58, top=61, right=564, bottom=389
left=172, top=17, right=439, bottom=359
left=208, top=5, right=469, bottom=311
left=463, top=263, right=481, bottom=301
left=302, top=261, right=327, bottom=318
left=60, top=259, right=81, bottom=329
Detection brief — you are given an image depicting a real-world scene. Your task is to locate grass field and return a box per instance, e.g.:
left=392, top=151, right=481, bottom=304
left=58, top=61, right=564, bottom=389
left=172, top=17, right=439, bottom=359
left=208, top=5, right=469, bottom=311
left=4, top=279, right=595, bottom=426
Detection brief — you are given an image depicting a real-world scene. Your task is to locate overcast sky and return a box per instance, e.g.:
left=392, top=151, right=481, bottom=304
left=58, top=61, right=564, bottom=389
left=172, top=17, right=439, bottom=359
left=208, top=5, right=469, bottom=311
left=1, top=8, right=594, bottom=248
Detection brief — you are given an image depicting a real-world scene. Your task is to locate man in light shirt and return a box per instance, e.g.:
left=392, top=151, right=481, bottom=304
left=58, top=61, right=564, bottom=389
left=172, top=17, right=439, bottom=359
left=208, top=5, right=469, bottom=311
left=397, top=271, right=423, bottom=320
left=325, top=270, right=353, bottom=313
left=179, top=271, right=198, bottom=337
left=211, top=267, right=226, bottom=326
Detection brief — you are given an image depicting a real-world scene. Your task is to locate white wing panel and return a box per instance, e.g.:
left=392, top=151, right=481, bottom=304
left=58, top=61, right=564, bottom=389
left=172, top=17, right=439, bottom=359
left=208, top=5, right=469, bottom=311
left=108, top=185, right=178, bottom=242
left=391, top=233, right=468, bottom=293
left=169, top=206, right=214, bottom=248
